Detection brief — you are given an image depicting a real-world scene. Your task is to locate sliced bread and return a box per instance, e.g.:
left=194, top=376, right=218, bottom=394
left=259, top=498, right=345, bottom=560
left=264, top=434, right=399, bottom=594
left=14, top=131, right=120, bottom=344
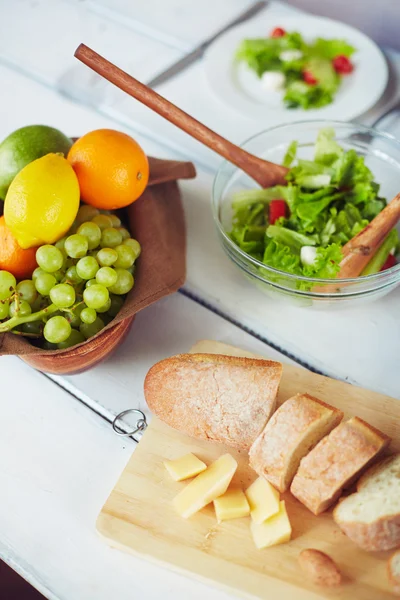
left=290, top=417, right=390, bottom=515
left=249, top=393, right=343, bottom=492
left=144, top=353, right=282, bottom=450
left=333, top=454, right=400, bottom=552
left=388, top=549, right=400, bottom=595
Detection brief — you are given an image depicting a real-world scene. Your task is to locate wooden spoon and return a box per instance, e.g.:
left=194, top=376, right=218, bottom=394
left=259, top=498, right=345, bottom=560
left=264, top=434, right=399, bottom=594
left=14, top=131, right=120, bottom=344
left=74, top=44, right=288, bottom=188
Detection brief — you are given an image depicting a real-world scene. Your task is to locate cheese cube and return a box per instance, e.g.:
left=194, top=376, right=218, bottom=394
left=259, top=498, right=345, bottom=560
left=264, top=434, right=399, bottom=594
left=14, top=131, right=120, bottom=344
left=213, top=489, right=250, bottom=522
left=250, top=501, right=292, bottom=549
left=164, top=453, right=207, bottom=482
left=245, top=477, right=280, bottom=524
left=173, top=454, right=237, bottom=518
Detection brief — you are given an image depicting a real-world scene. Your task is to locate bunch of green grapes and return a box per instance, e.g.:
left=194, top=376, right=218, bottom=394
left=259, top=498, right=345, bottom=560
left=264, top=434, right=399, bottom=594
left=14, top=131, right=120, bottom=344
left=0, top=205, right=140, bottom=349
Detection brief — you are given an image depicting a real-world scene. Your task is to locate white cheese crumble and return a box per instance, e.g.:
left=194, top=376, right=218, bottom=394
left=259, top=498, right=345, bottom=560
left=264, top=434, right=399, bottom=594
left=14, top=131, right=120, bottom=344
left=279, top=50, right=303, bottom=62
left=300, top=246, right=318, bottom=267
left=260, top=71, right=285, bottom=91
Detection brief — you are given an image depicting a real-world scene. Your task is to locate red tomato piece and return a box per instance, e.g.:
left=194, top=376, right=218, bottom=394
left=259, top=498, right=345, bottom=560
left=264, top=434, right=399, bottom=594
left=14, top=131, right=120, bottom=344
left=271, top=27, right=286, bottom=38
left=269, top=199, right=287, bottom=224
left=380, top=254, right=397, bottom=271
left=333, top=55, right=354, bottom=74
left=303, top=70, right=318, bottom=85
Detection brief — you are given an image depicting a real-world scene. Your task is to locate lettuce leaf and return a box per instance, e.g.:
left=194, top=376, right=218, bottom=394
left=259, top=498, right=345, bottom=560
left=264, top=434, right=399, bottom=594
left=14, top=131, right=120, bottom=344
left=283, top=140, right=298, bottom=167
left=308, top=38, right=355, bottom=60
left=283, top=81, right=334, bottom=110
left=266, top=225, right=317, bottom=250
left=314, top=128, right=343, bottom=165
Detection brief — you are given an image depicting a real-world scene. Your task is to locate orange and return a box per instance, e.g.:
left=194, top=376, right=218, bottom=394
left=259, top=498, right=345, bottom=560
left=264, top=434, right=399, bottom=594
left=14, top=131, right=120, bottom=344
left=67, top=129, right=149, bottom=210
left=0, top=216, right=38, bottom=279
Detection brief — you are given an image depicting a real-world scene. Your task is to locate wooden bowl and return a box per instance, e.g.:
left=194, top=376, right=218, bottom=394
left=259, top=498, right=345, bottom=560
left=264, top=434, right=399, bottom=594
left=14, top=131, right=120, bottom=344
left=20, top=316, right=134, bottom=375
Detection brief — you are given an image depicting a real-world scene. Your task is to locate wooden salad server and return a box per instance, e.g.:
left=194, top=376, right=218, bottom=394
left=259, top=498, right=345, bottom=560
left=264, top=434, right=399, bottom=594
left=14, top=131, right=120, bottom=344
left=74, top=44, right=288, bottom=188
left=338, top=192, right=400, bottom=278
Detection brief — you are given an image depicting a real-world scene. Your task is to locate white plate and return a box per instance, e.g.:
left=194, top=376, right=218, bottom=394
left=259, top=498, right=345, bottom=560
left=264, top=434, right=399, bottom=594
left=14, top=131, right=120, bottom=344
left=204, top=15, right=388, bottom=122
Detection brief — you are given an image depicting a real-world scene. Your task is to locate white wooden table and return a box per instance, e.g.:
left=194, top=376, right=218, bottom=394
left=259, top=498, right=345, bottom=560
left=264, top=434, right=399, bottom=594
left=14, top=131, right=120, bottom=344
left=1, top=1, right=399, bottom=599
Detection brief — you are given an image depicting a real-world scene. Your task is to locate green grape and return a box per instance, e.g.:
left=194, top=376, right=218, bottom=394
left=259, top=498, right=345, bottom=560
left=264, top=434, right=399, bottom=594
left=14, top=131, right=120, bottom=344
left=97, top=248, right=118, bottom=267
left=53, top=269, right=65, bottom=282
left=57, top=328, right=85, bottom=349
left=92, top=214, right=113, bottom=230
left=65, top=234, right=88, bottom=259
left=100, top=228, right=123, bottom=248
left=36, top=245, right=64, bottom=273
left=42, top=341, right=58, bottom=350
left=80, top=316, right=105, bottom=339
left=44, top=316, right=71, bottom=344
left=80, top=307, right=97, bottom=324
left=77, top=221, right=102, bottom=250
left=32, top=267, right=45, bottom=282
left=55, top=237, right=66, bottom=250
left=83, top=284, right=109, bottom=309
left=108, top=294, right=124, bottom=317
left=50, top=283, right=76, bottom=308
left=22, top=321, right=42, bottom=335
left=68, top=304, right=83, bottom=328
left=85, top=279, right=96, bottom=288
left=108, top=269, right=134, bottom=295
left=35, top=273, right=56, bottom=296
left=0, top=270, right=16, bottom=300
left=109, top=214, right=121, bottom=228
left=96, top=266, right=118, bottom=288
left=76, top=256, right=99, bottom=280
left=65, top=265, right=83, bottom=284
left=9, top=299, right=32, bottom=318
left=76, top=204, right=99, bottom=225
left=126, top=265, right=136, bottom=275
left=0, top=301, right=9, bottom=320
left=96, top=298, right=111, bottom=313
left=117, top=227, right=130, bottom=241
left=30, top=295, right=44, bottom=312
left=16, top=280, right=38, bottom=305
left=114, top=244, right=135, bottom=269
left=123, top=238, right=141, bottom=259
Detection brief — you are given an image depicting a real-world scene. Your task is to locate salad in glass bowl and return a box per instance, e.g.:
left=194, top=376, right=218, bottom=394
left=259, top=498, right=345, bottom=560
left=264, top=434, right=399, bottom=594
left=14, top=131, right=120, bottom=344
left=212, top=122, right=400, bottom=307
left=236, top=28, right=355, bottom=110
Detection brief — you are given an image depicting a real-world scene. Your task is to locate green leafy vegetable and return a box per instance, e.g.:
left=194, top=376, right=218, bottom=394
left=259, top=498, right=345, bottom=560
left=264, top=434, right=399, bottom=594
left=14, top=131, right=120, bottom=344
left=228, top=127, right=392, bottom=285
left=236, top=29, right=356, bottom=110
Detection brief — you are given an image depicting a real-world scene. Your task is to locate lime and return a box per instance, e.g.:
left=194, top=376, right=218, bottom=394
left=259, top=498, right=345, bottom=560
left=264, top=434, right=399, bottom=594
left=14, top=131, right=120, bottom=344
left=0, top=125, right=72, bottom=200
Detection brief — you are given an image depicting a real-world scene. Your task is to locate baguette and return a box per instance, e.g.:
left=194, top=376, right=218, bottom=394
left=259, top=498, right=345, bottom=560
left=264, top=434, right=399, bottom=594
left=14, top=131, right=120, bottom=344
left=144, top=353, right=282, bottom=450
left=290, top=417, right=390, bottom=515
left=388, top=550, right=400, bottom=595
left=249, top=393, right=343, bottom=492
left=333, top=454, right=400, bottom=552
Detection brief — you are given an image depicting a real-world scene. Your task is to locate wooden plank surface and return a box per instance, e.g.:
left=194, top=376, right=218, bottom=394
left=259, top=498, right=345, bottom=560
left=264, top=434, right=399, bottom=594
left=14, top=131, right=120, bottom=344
left=97, top=340, right=400, bottom=599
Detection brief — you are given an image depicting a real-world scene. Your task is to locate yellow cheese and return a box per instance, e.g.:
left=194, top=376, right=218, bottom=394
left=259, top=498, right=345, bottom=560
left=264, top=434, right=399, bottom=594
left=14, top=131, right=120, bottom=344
left=213, top=488, right=250, bottom=522
left=164, top=453, right=207, bottom=482
left=173, top=454, right=237, bottom=518
left=245, top=476, right=280, bottom=524
left=250, top=500, right=292, bottom=549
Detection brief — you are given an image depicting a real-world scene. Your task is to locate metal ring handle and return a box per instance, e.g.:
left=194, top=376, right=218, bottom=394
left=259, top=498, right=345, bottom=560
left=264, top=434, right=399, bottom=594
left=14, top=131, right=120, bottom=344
left=112, top=409, right=147, bottom=442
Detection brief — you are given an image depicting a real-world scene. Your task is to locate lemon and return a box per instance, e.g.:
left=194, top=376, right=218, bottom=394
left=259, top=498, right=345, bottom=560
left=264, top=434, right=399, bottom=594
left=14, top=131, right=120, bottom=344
left=4, top=153, right=80, bottom=249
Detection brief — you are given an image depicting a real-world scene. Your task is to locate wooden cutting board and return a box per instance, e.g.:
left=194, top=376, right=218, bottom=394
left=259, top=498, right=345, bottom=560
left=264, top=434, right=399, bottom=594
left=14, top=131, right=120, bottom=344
left=97, top=340, right=400, bottom=599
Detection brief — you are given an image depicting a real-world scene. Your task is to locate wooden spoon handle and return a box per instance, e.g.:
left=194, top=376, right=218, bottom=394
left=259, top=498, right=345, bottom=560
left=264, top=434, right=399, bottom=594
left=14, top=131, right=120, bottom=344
left=338, top=192, right=400, bottom=278
left=74, top=44, right=288, bottom=188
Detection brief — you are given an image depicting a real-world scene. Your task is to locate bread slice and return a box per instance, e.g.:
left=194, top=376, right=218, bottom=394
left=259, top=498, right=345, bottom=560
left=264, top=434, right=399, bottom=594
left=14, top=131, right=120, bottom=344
left=144, top=353, right=282, bottom=450
left=388, top=549, right=400, bottom=594
left=290, top=417, right=390, bottom=515
left=333, top=454, right=400, bottom=552
left=249, top=393, right=343, bottom=492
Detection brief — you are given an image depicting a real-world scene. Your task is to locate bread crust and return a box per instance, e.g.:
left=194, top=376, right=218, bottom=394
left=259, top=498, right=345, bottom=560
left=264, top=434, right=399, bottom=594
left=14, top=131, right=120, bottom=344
left=144, top=353, right=282, bottom=450
left=290, top=417, right=390, bottom=515
left=388, top=550, right=400, bottom=595
left=249, top=393, right=343, bottom=492
left=333, top=454, right=400, bottom=552
left=298, top=549, right=342, bottom=587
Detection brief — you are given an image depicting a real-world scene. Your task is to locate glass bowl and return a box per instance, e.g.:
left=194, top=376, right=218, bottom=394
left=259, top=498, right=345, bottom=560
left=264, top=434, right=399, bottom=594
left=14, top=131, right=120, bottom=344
left=212, top=121, right=400, bottom=308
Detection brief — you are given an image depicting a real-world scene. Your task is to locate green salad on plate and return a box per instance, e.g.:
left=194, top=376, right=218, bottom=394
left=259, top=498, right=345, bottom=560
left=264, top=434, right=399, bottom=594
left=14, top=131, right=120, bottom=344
left=236, top=27, right=356, bottom=110
left=230, top=129, right=399, bottom=285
